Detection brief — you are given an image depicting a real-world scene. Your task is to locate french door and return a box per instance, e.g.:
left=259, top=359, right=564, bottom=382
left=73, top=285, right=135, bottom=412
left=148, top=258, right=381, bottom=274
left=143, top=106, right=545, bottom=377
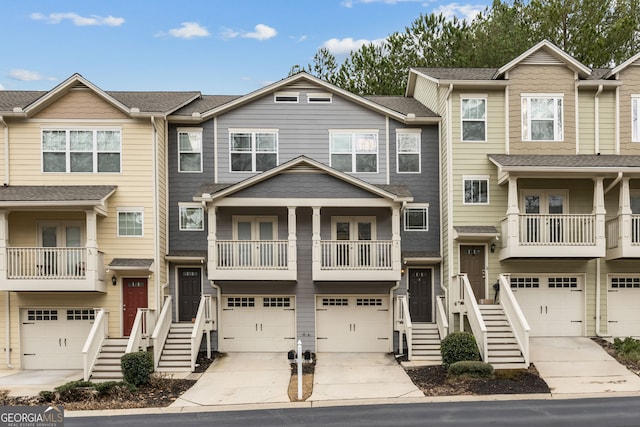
left=332, top=217, right=375, bottom=267
left=522, top=190, right=567, bottom=243
left=234, top=216, right=277, bottom=267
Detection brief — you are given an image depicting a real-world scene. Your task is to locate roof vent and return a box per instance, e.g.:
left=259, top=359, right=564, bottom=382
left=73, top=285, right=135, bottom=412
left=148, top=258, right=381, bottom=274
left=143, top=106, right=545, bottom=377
left=12, top=107, right=22, bottom=113
left=130, top=107, right=140, bottom=113
left=407, top=113, right=416, bottom=118
left=192, top=112, right=201, bottom=118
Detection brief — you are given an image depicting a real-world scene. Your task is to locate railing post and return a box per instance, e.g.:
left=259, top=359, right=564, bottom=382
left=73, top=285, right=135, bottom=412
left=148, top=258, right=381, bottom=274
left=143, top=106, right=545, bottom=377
left=312, top=207, right=321, bottom=276
left=287, top=207, right=297, bottom=274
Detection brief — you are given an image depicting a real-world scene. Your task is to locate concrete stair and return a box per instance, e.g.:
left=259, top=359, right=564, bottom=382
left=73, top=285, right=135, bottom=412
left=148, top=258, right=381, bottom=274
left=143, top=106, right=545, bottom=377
left=157, top=323, right=193, bottom=372
left=410, top=323, right=442, bottom=363
left=90, top=338, right=128, bottom=382
left=479, top=304, right=527, bottom=370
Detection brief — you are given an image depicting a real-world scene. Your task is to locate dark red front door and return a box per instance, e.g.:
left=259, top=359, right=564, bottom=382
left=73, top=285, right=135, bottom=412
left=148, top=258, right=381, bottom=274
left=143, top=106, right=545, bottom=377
left=123, top=278, right=148, bottom=336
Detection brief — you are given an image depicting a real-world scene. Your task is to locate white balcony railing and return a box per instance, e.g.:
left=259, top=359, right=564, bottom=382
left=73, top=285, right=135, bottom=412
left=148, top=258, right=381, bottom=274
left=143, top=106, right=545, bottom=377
left=7, top=247, right=87, bottom=279
left=606, top=217, right=620, bottom=249
left=216, top=240, right=289, bottom=270
left=394, top=296, right=413, bottom=360
left=518, top=214, right=595, bottom=246
left=126, top=308, right=156, bottom=354
left=320, top=240, right=393, bottom=270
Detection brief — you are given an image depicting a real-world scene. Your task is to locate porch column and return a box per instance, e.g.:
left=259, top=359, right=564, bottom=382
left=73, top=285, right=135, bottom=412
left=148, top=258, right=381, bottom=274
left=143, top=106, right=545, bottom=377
left=391, top=206, right=401, bottom=272
left=593, top=177, right=606, bottom=250
left=312, top=206, right=321, bottom=277
left=506, top=177, right=520, bottom=249
left=207, top=206, right=217, bottom=280
left=85, top=210, right=98, bottom=280
left=287, top=207, right=297, bottom=272
left=619, top=177, right=632, bottom=251
left=0, top=210, right=7, bottom=279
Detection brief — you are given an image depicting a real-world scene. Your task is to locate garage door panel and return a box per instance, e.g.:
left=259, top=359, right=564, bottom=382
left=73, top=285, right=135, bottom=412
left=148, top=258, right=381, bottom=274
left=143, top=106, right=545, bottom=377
left=608, top=278, right=640, bottom=337
left=316, top=296, right=390, bottom=352
left=221, top=296, right=295, bottom=352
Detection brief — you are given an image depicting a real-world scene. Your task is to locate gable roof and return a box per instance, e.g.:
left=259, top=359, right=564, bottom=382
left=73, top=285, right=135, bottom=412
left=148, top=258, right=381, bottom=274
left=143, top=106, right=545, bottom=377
left=195, top=156, right=413, bottom=203
left=605, top=51, right=640, bottom=78
left=0, top=185, right=116, bottom=214
left=183, top=72, right=438, bottom=124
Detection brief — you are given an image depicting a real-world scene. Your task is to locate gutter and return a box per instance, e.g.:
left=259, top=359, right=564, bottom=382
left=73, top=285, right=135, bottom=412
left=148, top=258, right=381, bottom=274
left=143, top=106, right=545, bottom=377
left=594, top=85, right=603, bottom=154
left=604, top=172, right=623, bottom=194
left=595, top=258, right=610, bottom=338
left=151, top=116, right=161, bottom=312
left=0, top=116, right=8, bottom=186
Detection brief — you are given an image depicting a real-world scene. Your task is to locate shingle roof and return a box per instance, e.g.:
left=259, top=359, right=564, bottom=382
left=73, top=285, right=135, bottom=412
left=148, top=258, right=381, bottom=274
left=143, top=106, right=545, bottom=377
left=166, top=250, right=207, bottom=259
left=0, top=91, right=45, bottom=111
left=413, top=68, right=500, bottom=81
left=454, top=226, right=499, bottom=234
left=108, top=258, right=154, bottom=268
left=197, top=183, right=233, bottom=196
left=364, top=96, right=438, bottom=117
left=375, top=184, right=412, bottom=197
left=402, top=250, right=442, bottom=259
left=106, top=91, right=200, bottom=113
left=171, top=95, right=242, bottom=116
left=0, top=185, right=116, bottom=202
left=488, top=154, right=640, bottom=168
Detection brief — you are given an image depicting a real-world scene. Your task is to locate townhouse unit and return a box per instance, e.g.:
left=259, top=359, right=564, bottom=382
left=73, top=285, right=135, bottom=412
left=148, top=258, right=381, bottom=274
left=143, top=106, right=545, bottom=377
left=407, top=40, right=640, bottom=366
left=0, top=74, right=200, bottom=375
left=162, top=72, right=444, bottom=360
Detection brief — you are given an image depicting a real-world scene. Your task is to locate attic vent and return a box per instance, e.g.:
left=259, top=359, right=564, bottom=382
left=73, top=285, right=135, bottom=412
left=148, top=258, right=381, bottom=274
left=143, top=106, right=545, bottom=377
left=521, top=50, right=563, bottom=65
left=307, top=92, right=332, bottom=103
left=274, top=91, right=299, bottom=103
left=284, top=164, right=323, bottom=173
left=70, top=82, right=90, bottom=90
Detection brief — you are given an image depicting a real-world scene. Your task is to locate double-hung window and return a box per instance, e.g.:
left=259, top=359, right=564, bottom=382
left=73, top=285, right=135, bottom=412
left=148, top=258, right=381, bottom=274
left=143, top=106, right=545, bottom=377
left=230, top=130, right=278, bottom=172
left=633, top=96, right=640, bottom=142
left=117, top=208, right=143, bottom=237
left=522, top=95, right=563, bottom=141
left=404, top=204, right=429, bottom=231
left=397, top=130, right=421, bottom=173
left=42, top=129, right=121, bottom=173
left=463, top=176, right=489, bottom=205
left=178, top=128, right=203, bottom=172
left=461, top=97, right=487, bottom=141
left=179, top=205, right=204, bottom=231
left=330, top=130, right=378, bottom=173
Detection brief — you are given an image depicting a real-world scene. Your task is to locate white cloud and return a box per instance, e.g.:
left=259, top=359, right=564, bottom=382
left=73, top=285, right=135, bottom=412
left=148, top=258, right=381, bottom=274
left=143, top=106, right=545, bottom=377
left=242, top=24, right=277, bottom=41
left=322, top=37, right=385, bottom=55
left=434, top=3, right=484, bottom=21
left=30, top=12, right=124, bottom=26
left=167, top=22, right=210, bottom=39
left=0, top=83, right=4, bottom=90
left=9, top=69, right=56, bottom=82
left=221, top=24, right=277, bottom=41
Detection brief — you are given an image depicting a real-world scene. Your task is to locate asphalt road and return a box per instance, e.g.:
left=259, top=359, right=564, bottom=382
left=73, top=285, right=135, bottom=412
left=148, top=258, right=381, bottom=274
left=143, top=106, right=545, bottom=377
left=67, top=397, right=640, bottom=427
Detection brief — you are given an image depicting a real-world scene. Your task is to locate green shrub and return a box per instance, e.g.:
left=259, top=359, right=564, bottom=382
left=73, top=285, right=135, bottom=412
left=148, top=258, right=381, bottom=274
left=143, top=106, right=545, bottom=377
left=54, top=380, right=95, bottom=401
left=94, top=380, right=136, bottom=397
left=613, top=337, right=640, bottom=356
left=121, top=351, right=154, bottom=386
left=448, top=360, right=494, bottom=378
left=440, top=331, right=480, bottom=367
left=38, top=390, right=54, bottom=402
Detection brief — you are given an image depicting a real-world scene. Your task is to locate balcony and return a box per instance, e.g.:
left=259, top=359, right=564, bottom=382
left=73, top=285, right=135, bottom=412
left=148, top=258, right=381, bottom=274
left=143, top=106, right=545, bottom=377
left=209, top=240, right=297, bottom=281
left=606, top=214, right=640, bottom=259
left=499, top=213, right=606, bottom=259
left=0, top=247, right=106, bottom=292
left=313, top=239, right=401, bottom=281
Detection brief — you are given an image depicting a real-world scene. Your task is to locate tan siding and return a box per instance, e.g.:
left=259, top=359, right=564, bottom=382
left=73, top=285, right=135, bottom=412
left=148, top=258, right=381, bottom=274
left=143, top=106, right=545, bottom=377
left=34, top=89, right=129, bottom=120
left=508, top=65, right=577, bottom=155
left=578, top=90, right=595, bottom=154
left=618, top=65, right=640, bottom=153
left=598, top=91, right=617, bottom=154
left=412, top=77, right=440, bottom=114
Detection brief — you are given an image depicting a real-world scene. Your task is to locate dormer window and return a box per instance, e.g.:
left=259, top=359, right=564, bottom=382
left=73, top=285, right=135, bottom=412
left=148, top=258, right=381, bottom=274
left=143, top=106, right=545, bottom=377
left=307, top=92, right=332, bottom=103
left=274, top=92, right=299, bottom=103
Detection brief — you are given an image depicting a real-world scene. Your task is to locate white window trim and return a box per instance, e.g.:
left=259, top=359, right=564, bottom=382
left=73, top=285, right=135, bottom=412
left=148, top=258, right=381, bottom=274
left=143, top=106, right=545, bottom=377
left=37, top=221, right=85, bottom=247
left=228, top=129, right=279, bottom=173
left=177, top=127, right=203, bottom=173
left=460, top=96, right=487, bottom=142
left=396, top=128, right=421, bottom=174
left=41, top=127, right=122, bottom=174
left=307, top=92, right=332, bottom=103
left=331, top=216, right=377, bottom=240
left=632, top=96, right=640, bottom=142
left=404, top=203, right=429, bottom=231
left=274, top=91, right=299, bottom=103
left=520, top=189, right=569, bottom=213
left=462, top=175, right=490, bottom=205
left=117, top=207, right=144, bottom=238
left=521, top=93, right=564, bottom=141
left=179, top=203, right=204, bottom=231
left=231, top=216, right=278, bottom=240
left=329, top=130, right=379, bottom=174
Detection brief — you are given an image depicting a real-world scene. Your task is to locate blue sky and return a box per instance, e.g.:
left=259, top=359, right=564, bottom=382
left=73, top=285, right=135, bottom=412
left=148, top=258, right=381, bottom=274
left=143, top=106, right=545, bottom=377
left=1, top=0, right=488, bottom=95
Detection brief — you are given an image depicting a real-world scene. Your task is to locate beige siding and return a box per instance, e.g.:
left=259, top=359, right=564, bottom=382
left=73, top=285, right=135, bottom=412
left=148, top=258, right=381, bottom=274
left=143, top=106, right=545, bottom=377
left=412, top=76, right=441, bottom=114
left=578, top=90, right=596, bottom=154
left=508, top=65, right=577, bottom=155
left=598, top=90, right=617, bottom=154
left=618, top=64, right=640, bottom=153
left=34, top=89, right=129, bottom=120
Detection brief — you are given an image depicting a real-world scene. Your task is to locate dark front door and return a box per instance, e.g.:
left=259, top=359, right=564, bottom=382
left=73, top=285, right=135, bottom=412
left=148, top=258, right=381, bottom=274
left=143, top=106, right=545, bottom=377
left=408, top=268, right=433, bottom=322
left=179, top=268, right=201, bottom=322
left=460, top=245, right=485, bottom=301
left=122, top=278, right=148, bottom=336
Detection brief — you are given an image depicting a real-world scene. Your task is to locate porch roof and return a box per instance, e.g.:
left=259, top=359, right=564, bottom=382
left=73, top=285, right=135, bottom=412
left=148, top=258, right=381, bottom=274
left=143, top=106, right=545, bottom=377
left=108, top=258, right=154, bottom=272
left=453, top=226, right=500, bottom=242
left=402, top=251, right=442, bottom=265
left=0, top=185, right=116, bottom=213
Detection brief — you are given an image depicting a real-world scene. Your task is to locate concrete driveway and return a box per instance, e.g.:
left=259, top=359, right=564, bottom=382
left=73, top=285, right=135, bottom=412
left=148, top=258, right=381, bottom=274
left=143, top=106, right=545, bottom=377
left=170, top=353, right=291, bottom=407
left=0, top=369, right=83, bottom=397
left=310, top=353, right=423, bottom=401
left=531, top=337, right=640, bottom=395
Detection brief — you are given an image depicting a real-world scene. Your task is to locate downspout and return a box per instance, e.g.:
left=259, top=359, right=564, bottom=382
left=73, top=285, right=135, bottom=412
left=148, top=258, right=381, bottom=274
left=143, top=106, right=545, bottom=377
left=151, top=116, right=161, bottom=312
left=595, top=258, right=610, bottom=337
left=390, top=279, right=401, bottom=354
left=615, top=85, right=620, bottom=154
left=445, top=83, right=454, bottom=328
left=0, top=116, right=8, bottom=185
left=5, top=292, right=12, bottom=369
left=595, top=85, right=603, bottom=154
left=604, top=172, right=623, bottom=195
left=210, top=281, right=221, bottom=350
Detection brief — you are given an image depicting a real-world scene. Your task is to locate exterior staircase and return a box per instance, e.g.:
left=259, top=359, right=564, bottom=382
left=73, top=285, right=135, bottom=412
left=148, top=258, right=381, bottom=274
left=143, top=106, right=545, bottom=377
left=156, top=323, right=192, bottom=372
left=90, top=338, right=128, bottom=381
left=479, top=304, right=527, bottom=369
left=411, top=323, right=442, bottom=363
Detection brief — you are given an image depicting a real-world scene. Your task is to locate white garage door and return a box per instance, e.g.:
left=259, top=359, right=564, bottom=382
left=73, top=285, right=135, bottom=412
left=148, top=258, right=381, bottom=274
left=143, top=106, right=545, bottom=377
left=221, top=296, right=296, bottom=352
left=21, top=308, right=95, bottom=369
left=316, top=295, right=390, bottom=352
left=608, top=276, right=640, bottom=337
left=510, top=276, right=584, bottom=336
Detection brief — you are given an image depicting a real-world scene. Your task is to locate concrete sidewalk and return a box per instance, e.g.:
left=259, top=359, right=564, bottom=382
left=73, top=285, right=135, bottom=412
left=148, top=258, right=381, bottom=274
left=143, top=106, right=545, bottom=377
left=530, top=337, right=640, bottom=395
left=0, top=369, right=83, bottom=397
